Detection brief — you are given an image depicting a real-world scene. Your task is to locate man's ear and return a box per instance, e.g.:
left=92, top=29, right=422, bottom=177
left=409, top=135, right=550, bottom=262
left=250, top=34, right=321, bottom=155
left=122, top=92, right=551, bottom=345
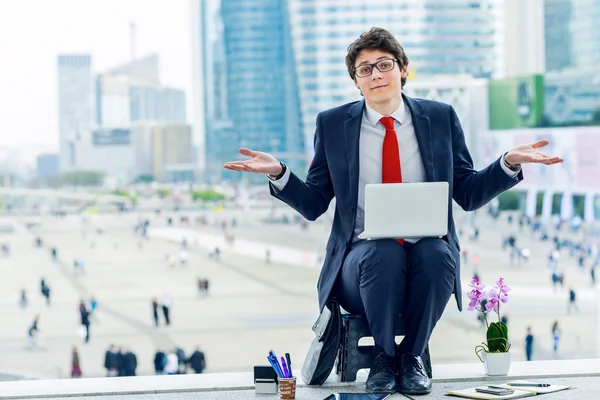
left=401, top=63, right=409, bottom=78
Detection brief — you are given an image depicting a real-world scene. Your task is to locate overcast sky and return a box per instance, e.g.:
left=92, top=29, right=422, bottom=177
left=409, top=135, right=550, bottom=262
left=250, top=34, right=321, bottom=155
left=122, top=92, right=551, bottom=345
left=0, top=0, right=192, bottom=159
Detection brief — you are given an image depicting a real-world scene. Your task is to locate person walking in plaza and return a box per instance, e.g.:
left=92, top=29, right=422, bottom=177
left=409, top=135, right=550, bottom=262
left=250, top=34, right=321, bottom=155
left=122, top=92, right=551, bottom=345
left=27, top=315, right=41, bottom=349
left=525, top=327, right=534, bottom=361
left=117, top=347, right=128, bottom=377
left=19, top=288, right=28, bottom=309
left=71, top=346, right=82, bottom=378
left=568, top=287, right=579, bottom=313
left=152, top=297, right=160, bottom=326
left=187, top=345, right=206, bottom=374
left=161, top=296, right=171, bottom=326
left=164, top=349, right=179, bottom=375
left=225, top=26, right=562, bottom=394
left=124, top=349, right=138, bottom=376
left=104, top=344, right=119, bottom=377
left=79, top=300, right=91, bottom=343
left=551, top=321, right=561, bottom=355
left=176, top=347, right=187, bottom=374
left=154, top=349, right=167, bottom=375
left=40, top=278, right=51, bottom=306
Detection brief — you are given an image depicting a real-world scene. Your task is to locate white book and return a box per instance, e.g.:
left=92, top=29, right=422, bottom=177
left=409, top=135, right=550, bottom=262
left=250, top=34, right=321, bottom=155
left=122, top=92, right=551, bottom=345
left=447, top=381, right=574, bottom=400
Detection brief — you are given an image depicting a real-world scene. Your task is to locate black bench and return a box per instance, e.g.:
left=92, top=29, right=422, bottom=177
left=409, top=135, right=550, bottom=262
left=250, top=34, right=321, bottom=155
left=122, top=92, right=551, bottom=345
left=335, top=313, right=433, bottom=382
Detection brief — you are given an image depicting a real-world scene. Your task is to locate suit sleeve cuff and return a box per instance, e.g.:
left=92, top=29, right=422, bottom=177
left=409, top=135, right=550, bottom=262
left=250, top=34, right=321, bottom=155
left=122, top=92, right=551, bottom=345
left=267, top=166, right=291, bottom=190
left=500, top=153, right=521, bottom=178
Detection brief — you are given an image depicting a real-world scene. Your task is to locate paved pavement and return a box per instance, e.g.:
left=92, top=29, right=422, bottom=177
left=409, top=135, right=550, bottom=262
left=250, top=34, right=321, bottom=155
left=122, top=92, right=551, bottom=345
left=0, top=205, right=597, bottom=380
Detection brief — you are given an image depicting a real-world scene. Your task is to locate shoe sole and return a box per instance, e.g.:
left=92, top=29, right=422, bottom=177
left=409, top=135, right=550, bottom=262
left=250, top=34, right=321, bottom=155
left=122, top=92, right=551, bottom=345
left=365, top=387, right=396, bottom=394
left=399, top=388, right=432, bottom=395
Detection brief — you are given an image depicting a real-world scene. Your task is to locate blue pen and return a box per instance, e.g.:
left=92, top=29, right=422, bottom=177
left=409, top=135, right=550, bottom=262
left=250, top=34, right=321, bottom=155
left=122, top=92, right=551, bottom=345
left=281, top=356, right=290, bottom=378
left=269, top=350, right=283, bottom=375
left=268, top=352, right=284, bottom=377
left=267, top=356, right=283, bottom=378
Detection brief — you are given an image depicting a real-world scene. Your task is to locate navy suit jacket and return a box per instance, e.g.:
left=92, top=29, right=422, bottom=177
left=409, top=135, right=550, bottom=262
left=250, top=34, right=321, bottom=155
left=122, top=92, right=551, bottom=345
left=270, top=94, right=523, bottom=312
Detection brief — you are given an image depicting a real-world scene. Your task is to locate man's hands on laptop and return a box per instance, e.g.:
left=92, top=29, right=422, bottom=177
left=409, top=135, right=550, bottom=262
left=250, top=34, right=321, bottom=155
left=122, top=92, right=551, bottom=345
left=224, top=148, right=282, bottom=176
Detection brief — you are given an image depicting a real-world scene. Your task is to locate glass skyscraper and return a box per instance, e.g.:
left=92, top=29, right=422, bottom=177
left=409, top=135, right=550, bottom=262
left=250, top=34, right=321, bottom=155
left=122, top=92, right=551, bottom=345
left=543, top=0, right=600, bottom=125
left=198, top=0, right=305, bottom=183
left=544, top=0, right=600, bottom=72
left=57, top=54, right=94, bottom=173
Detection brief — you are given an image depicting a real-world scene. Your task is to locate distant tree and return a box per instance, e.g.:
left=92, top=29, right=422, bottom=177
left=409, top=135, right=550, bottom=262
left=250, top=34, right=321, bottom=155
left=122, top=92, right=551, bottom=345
left=157, top=188, right=172, bottom=198
left=59, top=171, right=105, bottom=186
left=192, top=189, right=226, bottom=202
left=113, top=189, right=138, bottom=205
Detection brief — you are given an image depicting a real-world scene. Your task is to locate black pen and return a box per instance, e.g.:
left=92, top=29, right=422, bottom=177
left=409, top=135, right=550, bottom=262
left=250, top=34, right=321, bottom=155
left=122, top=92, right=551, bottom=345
left=285, top=353, right=292, bottom=376
left=508, top=383, right=551, bottom=387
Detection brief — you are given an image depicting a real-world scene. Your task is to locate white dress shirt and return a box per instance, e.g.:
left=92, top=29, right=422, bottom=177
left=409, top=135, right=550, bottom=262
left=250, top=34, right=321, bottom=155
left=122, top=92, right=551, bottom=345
left=270, top=98, right=520, bottom=243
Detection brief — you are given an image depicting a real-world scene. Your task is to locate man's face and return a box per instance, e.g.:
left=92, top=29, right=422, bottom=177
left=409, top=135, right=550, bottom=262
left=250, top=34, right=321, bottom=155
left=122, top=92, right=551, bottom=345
left=353, top=49, right=407, bottom=105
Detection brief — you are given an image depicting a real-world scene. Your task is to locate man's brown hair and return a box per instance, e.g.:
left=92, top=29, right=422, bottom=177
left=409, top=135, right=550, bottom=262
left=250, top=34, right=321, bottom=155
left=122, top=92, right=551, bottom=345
left=345, top=27, right=409, bottom=88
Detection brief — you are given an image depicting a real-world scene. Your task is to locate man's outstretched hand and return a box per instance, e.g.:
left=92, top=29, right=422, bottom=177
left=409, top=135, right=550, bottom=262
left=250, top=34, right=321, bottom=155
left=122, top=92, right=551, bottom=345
left=223, top=148, right=283, bottom=176
left=505, top=139, right=564, bottom=166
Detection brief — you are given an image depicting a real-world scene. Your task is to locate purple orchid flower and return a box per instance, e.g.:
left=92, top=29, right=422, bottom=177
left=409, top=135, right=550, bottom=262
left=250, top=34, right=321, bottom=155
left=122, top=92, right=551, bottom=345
left=467, top=289, right=486, bottom=311
left=469, top=276, right=486, bottom=291
left=467, top=276, right=487, bottom=311
left=495, top=278, right=510, bottom=304
left=496, top=278, right=511, bottom=294
left=485, top=289, right=500, bottom=313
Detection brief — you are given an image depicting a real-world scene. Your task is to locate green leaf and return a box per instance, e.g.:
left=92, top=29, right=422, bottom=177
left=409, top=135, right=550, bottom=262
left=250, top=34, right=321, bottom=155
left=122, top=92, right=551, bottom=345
left=486, top=321, right=509, bottom=352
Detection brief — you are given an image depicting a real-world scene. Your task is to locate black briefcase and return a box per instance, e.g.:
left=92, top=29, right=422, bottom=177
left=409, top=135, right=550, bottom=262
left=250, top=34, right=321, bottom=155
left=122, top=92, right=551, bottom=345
left=301, top=298, right=341, bottom=385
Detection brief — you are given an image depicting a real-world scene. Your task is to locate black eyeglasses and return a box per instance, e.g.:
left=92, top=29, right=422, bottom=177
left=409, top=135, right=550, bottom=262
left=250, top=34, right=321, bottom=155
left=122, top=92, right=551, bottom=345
left=353, top=58, right=399, bottom=78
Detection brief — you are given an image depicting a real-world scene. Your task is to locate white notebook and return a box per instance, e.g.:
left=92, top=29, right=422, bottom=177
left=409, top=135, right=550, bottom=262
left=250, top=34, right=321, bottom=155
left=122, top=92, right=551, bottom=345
left=446, top=381, right=574, bottom=400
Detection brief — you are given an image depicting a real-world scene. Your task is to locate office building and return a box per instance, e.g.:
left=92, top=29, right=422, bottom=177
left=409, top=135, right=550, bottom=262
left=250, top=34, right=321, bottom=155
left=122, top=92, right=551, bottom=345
left=543, top=0, right=600, bottom=126
left=544, top=0, right=600, bottom=72
left=36, top=154, right=59, bottom=178
left=57, top=54, right=94, bottom=173
left=133, top=124, right=195, bottom=182
left=193, top=0, right=305, bottom=183
left=503, top=0, right=545, bottom=77
left=96, top=55, right=187, bottom=127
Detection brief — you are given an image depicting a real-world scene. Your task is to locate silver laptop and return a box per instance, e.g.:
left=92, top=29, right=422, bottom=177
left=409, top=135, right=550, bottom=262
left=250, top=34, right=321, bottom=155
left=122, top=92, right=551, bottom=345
left=359, top=182, right=449, bottom=240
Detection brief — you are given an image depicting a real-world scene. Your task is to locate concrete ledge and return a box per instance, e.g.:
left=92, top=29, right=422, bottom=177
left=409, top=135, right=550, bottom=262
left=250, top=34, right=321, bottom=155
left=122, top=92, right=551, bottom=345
left=0, top=359, right=599, bottom=399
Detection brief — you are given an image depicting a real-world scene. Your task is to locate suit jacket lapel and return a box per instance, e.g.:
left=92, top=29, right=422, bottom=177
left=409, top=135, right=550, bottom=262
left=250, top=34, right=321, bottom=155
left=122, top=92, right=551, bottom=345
left=345, top=100, right=364, bottom=214
left=403, top=94, right=435, bottom=182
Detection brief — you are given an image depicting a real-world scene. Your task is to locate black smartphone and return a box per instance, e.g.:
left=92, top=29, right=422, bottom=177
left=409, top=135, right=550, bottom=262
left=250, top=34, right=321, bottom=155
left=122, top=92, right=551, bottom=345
left=475, top=387, right=515, bottom=396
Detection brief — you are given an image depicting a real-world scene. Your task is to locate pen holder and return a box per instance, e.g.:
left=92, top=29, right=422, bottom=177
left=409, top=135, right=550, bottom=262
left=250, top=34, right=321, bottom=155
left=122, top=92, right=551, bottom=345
left=278, top=377, right=296, bottom=399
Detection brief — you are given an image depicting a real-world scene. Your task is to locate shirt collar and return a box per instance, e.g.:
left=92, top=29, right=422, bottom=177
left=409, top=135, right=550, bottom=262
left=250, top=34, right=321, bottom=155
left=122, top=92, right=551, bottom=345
left=363, top=98, right=406, bottom=128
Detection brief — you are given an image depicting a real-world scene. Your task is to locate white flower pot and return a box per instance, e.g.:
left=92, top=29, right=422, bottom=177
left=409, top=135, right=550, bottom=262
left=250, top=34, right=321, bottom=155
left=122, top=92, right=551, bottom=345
left=482, top=352, right=511, bottom=376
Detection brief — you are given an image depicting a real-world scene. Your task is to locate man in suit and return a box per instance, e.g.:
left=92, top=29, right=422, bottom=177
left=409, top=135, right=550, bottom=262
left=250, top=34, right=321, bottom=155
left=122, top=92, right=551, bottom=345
left=224, top=27, right=562, bottom=394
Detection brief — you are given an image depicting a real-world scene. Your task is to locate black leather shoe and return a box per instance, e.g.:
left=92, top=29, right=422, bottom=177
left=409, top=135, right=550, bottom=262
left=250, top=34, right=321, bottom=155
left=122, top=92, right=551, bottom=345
left=366, top=352, right=397, bottom=393
left=398, top=353, right=432, bottom=395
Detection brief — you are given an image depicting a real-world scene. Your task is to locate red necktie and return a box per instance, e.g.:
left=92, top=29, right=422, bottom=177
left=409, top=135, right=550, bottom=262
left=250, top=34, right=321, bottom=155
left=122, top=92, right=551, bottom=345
left=380, top=116, right=404, bottom=245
